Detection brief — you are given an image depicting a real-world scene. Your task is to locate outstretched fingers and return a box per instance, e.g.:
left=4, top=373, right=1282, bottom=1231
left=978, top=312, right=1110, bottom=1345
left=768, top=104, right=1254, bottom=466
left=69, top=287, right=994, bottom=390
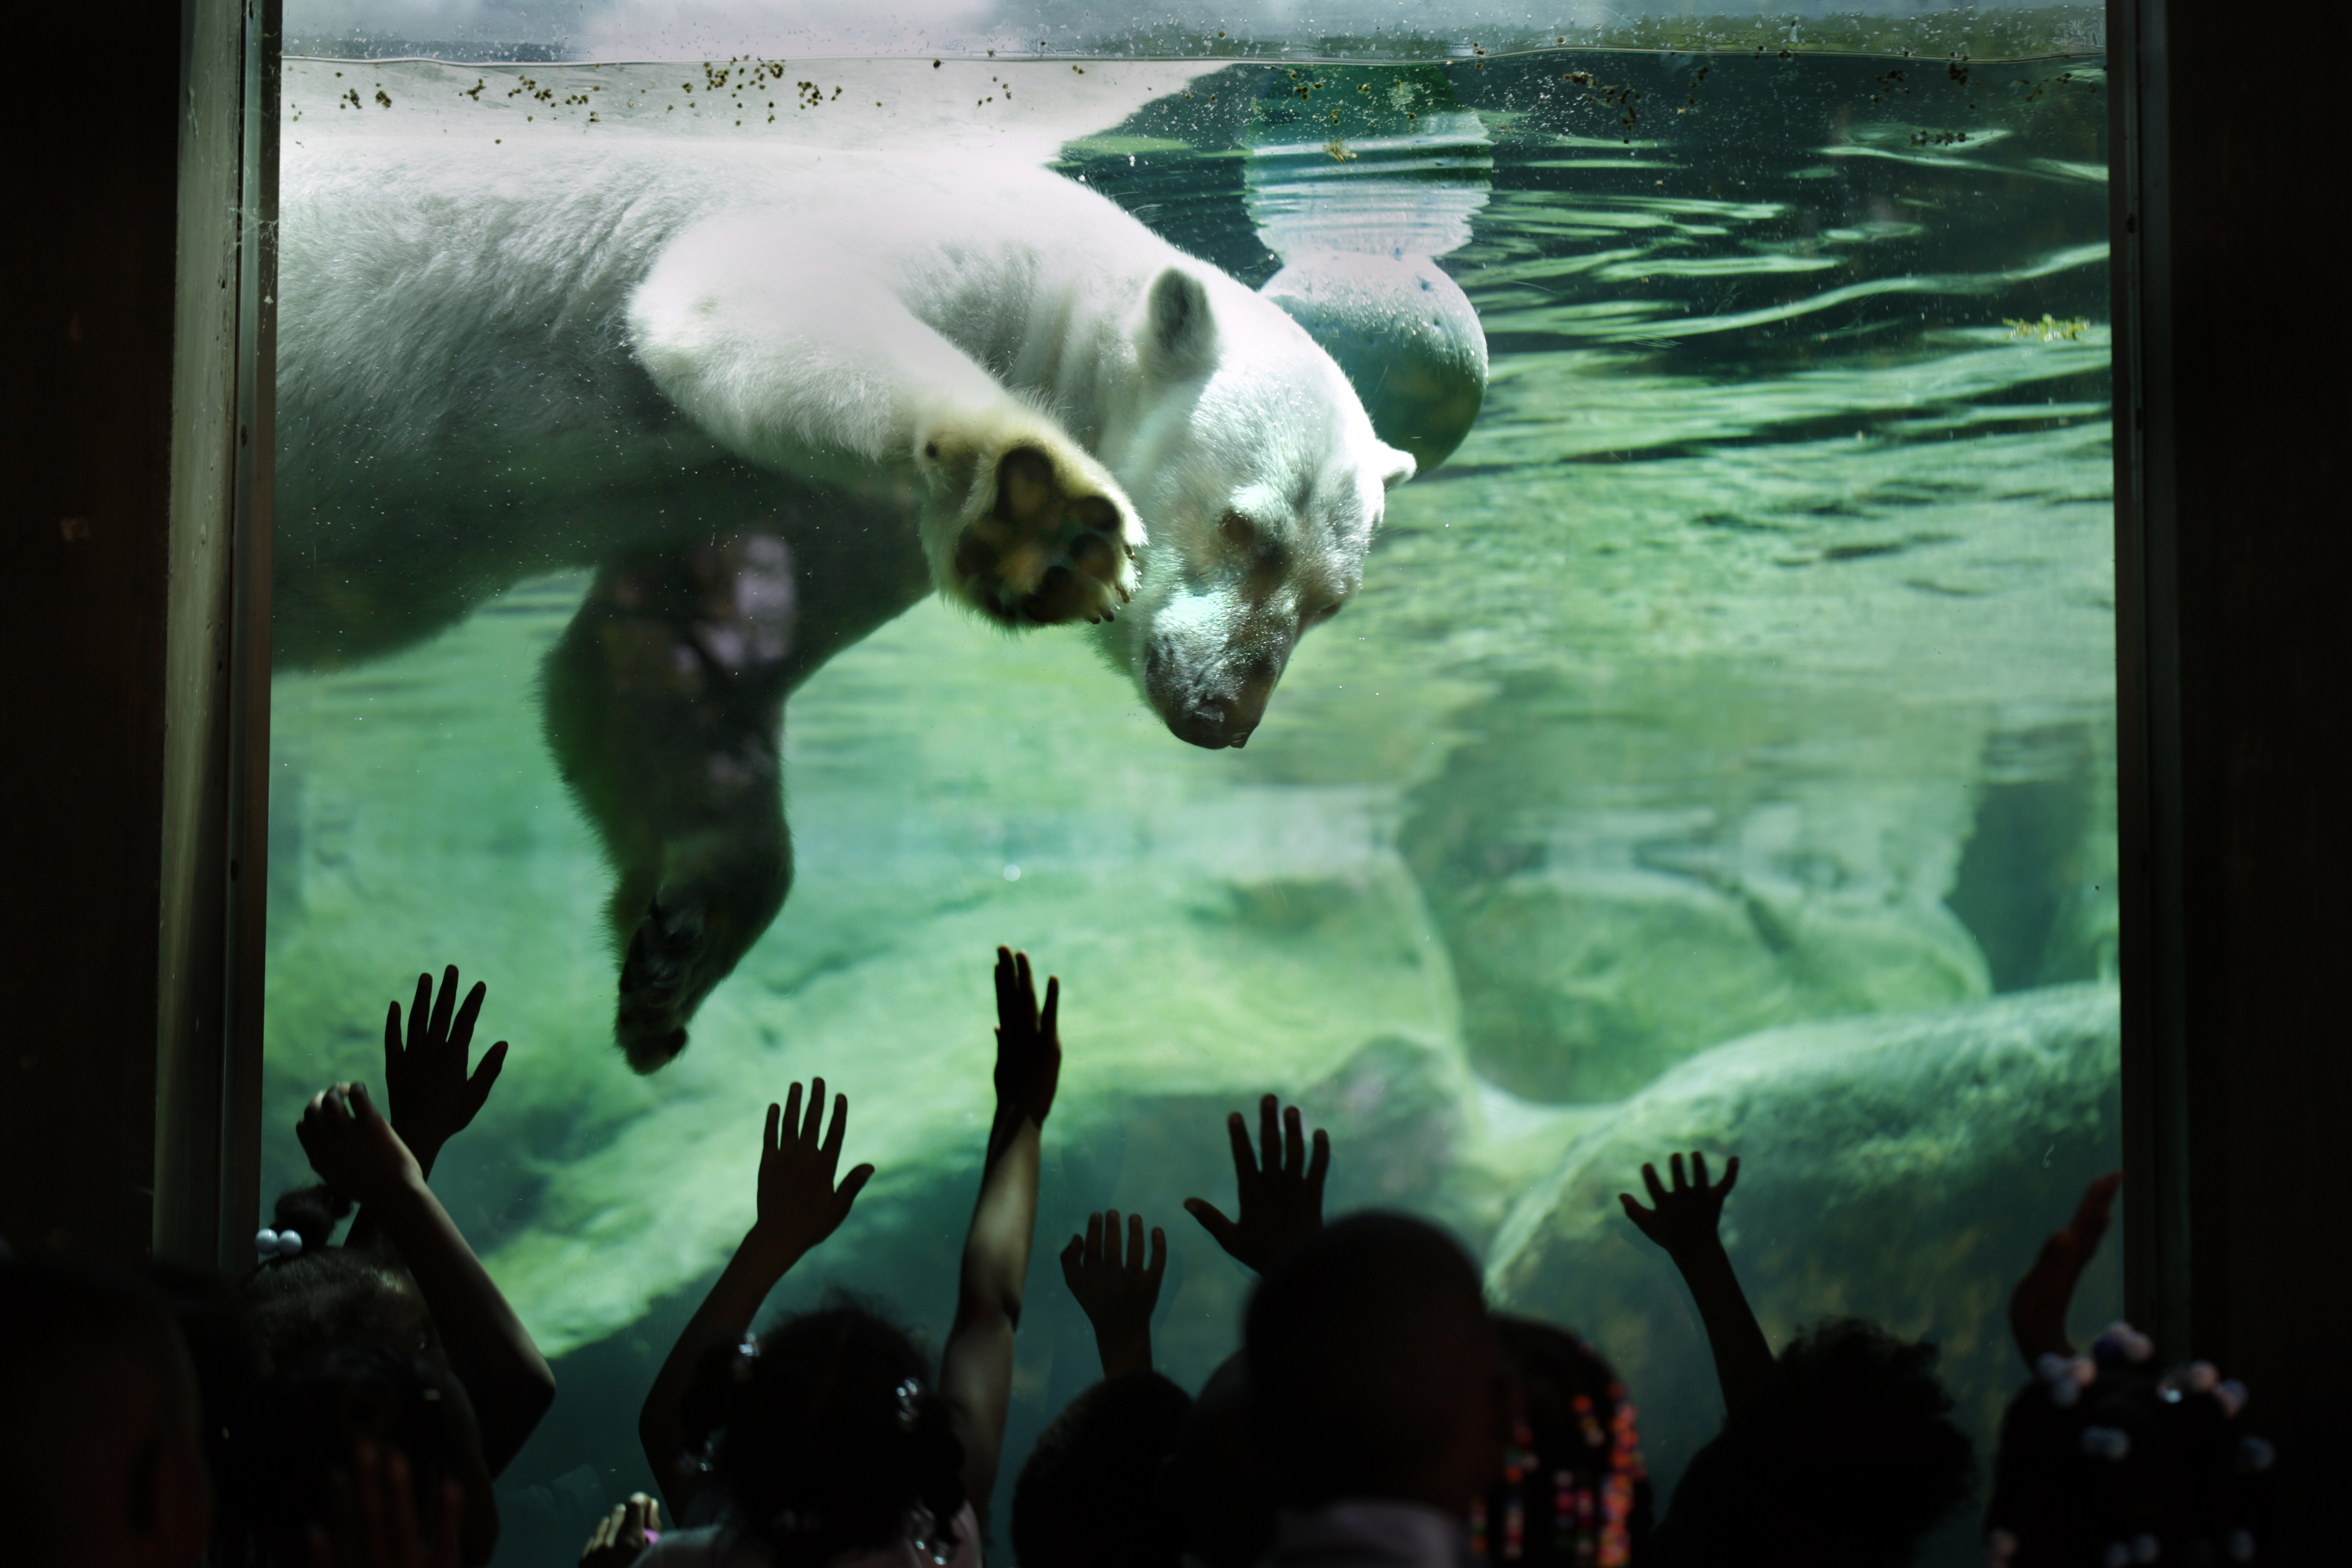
left=800, top=1076, right=828, bottom=1144
left=1183, top=1196, right=1240, bottom=1251
left=466, top=1039, right=510, bottom=1114
left=448, top=979, right=487, bottom=1052
left=1225, top=1109, right=1257, bottom=1181
left=1259, top=1094, right=1282, bottom=1178
left=427, top=966, right=459, bottom=1045
left=1145, top=1222, right=1168, bottom=1284
left=1305, top=1127, right=1331, bottom=1196
left=820, top=1088, right=848, bottom=1163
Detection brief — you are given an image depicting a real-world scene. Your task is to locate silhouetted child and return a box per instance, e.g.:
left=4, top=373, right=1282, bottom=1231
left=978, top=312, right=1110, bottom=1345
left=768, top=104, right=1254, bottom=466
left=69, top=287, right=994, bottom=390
left=1169, top=1352, right=1283, bottom=1568
left=1247, top=1211, right=1511, bottom=1567
left=246, top=965, right=553, bottom=1476
left=1167, top=1095, right=1334, bottom=1568
left=0, top=1247, right=214, bottom=1568
left=1984, top=1174, right=2271, bottom=1565
left=1621, top=1152, right=1974, bottom=1568
left=1010, top=1207, right=1190, bottom=1567
left=1012, top=1368, right=1193, bottom=1568
left=1474, top=1316, right=1653, bottom=1566
left=632, top=946, right=1061, bottom=1566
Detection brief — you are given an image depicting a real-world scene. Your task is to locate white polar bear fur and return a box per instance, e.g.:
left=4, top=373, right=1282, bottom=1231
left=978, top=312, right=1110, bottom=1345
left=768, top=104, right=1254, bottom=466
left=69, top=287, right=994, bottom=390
left=621, top=146, right=1417, bottom=721
left=278, top=137, right=1412, bottom=736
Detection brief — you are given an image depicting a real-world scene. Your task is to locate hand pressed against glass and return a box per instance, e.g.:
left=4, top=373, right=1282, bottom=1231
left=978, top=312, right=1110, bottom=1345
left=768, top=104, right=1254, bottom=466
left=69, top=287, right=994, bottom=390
left=383, top=965, right=509, bottom=1181
left=1185, top=1094, right=1330, bottom=1274
left=1618, top=1150, right=1740, bottom=1258
left=750, top=1078, right=876, bottom=1264
left=992, top=945, right=1062, bottom=1131
left=1060, top=1209, right=1167, bottom=1377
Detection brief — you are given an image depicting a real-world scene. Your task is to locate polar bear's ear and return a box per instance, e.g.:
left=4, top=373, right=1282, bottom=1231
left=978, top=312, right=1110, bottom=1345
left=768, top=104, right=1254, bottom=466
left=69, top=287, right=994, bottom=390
left=1376, top=442, right=1417, bottom=491
left=1140, top=267, right=1218, bottom=380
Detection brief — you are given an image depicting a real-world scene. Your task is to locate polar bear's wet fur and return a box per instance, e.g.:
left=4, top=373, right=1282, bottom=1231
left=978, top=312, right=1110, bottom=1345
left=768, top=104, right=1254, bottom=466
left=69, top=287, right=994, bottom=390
left=277, top=140, right=1414, bottom=1069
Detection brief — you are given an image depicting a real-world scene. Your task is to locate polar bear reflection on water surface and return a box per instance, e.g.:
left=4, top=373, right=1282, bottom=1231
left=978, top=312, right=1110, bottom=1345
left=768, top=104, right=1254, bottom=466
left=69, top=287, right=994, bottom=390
left=274, top=140, right=1417, bottom=1071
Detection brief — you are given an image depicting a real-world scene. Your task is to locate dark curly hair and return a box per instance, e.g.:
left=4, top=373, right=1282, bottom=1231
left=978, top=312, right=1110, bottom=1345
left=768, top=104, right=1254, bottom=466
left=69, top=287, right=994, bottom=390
left=1657, top=1317, right=1976, bottom=1568
left=1984, top=1327, right=2270, bottom=1566
left=681, top=1294, right=967, bottom=1566
left=1012, top=1370, right=1193, bottom=1568
left=241, top=1185, right=435, bottom=1366
left=239, top=1342, right=479, bottom=1567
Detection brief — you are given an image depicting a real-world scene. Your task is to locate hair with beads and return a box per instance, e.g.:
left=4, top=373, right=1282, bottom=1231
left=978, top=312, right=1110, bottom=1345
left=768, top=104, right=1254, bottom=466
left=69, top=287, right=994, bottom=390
left=241, top=1185, right=435, bottom=1367
left=681, top=1294, right=967, bottom=1566
left=1472, top=1316, right=1653, bottom=1566
left=1984, top=1323, right=2270, bottom=1567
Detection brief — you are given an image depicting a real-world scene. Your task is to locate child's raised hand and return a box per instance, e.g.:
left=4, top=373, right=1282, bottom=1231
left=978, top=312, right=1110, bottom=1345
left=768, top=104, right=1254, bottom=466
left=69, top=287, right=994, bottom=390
left=992, top=946, right=1062, bottom=1129
left=1183, top=1094, right=1330, bottom=1275
left=1059, top=1209, right=1167, bottom=1357
left=383, top=965, right=509, bottom=1179
left=1620, top=1151, right=1740, bottom=1258
left=299, top=1083, right=424, bottom=1207
left=750, top=1078, right=875, bottom=1262
left=2011, top=1169, right=2122, bottom=1367
left=578, top=1492, right=662, bottom=1568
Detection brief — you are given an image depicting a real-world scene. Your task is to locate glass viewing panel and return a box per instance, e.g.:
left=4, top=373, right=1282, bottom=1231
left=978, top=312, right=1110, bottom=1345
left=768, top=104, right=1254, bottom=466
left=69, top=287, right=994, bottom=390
left=263, top=4, right=2121, bottom=1560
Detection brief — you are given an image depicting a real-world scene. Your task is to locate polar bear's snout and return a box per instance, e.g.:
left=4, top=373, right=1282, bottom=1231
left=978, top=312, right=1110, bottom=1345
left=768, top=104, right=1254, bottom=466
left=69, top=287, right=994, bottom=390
left=1144, top=630, right=1294, bottom=750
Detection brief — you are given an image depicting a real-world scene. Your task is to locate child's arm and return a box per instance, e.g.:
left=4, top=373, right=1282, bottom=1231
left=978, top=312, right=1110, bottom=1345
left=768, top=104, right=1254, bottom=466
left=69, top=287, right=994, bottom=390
left=940, top=947, right=1063, bottom=1516
left=2010, top=1170, right=2122, bottom=1367
left=1058, top=1209, right=1168, bottom=1377
left=1182, top=1094, right=1331, bottom=1275
left=637, top=1080, right=873, bottom=1519
left=297, top=1083, right=556, bottom=1476
left=1619, top=1151, right=1773, bottom=1419
left=345, top=966, right=509, bottom=1253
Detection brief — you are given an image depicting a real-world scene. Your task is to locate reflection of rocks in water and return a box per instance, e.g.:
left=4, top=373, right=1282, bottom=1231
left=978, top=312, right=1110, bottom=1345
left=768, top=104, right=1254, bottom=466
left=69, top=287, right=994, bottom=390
left=1486, top=984, right=2122, bottom=1504
left=1947, top=721, right=2117, bottom=989
left=1400, top=672, right=1991, bottom=1102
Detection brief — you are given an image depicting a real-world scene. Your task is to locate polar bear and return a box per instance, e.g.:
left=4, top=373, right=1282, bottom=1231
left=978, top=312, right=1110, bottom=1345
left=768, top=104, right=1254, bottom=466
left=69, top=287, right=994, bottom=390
left=276, top=140, right=1416, bottom=1069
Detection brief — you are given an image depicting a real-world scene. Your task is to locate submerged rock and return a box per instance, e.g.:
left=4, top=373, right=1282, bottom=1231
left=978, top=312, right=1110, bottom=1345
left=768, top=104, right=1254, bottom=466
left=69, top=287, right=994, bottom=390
left=1485, top=984, right=2122, bottom=1499
left=1263, top=249, right=1488, bottom=472
left=1400, top=678, right=1995, bottom=1102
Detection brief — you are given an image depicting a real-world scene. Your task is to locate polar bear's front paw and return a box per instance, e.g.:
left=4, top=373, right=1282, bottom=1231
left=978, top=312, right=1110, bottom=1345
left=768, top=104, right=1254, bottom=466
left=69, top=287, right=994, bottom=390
left=950, top=445, right=1140, bottom=626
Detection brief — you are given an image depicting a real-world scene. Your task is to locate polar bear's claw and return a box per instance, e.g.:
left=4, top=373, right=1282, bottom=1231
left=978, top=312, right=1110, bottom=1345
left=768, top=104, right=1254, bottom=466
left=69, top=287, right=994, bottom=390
left=953, top=445, right=1139, bottom=626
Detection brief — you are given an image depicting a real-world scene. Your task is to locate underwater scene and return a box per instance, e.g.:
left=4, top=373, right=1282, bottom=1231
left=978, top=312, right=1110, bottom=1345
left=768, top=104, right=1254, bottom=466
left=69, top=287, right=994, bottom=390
left=263, top=30, right=2120, bottom=1565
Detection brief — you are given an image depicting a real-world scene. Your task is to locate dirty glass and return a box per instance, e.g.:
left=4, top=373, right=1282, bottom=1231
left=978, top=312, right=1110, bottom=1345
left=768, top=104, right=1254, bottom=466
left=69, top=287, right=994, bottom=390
left=262, top=5, right=2122, bottom=1562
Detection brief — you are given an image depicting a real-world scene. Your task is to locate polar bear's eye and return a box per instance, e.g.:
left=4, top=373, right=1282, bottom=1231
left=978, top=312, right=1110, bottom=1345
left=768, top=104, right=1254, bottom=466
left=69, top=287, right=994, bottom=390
left=1219, top=510, right=1255, bottom=544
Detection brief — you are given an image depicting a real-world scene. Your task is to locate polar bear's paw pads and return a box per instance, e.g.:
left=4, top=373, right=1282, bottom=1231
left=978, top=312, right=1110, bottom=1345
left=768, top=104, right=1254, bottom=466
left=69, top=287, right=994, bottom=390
left=954, top=446, right=1136, bottom=626
left=615, top=894, right=705, bottom=1073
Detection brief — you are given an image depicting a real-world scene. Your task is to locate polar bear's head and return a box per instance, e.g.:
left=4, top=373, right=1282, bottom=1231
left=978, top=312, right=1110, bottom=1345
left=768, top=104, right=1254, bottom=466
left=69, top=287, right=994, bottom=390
left=1097, top=268, right=1416, bottom=750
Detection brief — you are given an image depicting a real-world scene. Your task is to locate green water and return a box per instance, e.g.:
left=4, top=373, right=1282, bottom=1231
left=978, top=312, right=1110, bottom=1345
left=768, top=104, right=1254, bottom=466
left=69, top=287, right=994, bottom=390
left=266, top=47, right=2119, bottom=1563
